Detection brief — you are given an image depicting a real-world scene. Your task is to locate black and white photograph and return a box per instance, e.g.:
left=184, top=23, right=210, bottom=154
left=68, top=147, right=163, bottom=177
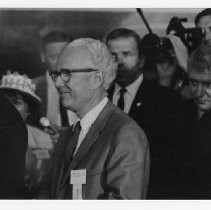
left=0, top=1, right=211, bottom=209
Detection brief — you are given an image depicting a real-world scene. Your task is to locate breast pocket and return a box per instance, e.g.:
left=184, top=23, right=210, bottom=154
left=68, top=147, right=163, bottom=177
left=83, top=168, right=104, bottom=199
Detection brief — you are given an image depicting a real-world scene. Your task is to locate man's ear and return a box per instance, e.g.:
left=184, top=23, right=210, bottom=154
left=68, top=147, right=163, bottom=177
left=40, top=50, right=45, bottom=63
left=92, top=71, right=103, bottom=89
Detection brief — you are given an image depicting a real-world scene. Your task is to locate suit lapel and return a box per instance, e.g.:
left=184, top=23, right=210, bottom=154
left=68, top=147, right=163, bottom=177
left=53, top=127, right=73, bottom=195
left=129, top=81, right=145, bottom=115
left=61, top=101, right=114, bottom=186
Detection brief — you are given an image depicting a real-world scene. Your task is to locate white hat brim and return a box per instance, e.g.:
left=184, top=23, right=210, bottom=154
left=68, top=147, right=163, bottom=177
left=0, top=86, right=41, bottom=105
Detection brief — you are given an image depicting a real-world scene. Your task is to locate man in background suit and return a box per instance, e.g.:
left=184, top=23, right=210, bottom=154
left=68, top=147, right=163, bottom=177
left=106, top=28, right=191, bottom=198
left=0, top=94, right=28, bottom=198
left=33, top=31, right=77, bottom=127
left=48, top=38, right=150, bottom=199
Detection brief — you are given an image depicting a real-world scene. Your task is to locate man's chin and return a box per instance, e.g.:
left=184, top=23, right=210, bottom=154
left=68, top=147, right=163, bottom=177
left=116, top=77, right=131, bottom=87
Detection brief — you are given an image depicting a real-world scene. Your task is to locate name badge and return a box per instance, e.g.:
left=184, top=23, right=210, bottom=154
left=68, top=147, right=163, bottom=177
left=70, top=169, right=86, bottom=200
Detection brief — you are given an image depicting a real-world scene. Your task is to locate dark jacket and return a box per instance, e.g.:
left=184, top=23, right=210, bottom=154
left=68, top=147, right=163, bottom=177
left=0, top=95, right=28, bottom=199
left=186, top=104, right=211, bottom=199
left=108, top=80, right=192, bottom=199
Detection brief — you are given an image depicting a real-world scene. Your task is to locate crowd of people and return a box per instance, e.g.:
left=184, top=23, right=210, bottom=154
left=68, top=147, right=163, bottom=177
left=1, top=8, right=211, bottom=199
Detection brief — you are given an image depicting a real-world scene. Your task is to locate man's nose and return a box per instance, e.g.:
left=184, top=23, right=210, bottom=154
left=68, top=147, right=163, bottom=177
left=54, top=74, right=64, bottom=88
left=195, top=83, right=206, bottom=97
left=116, top=53, right=124, bottom=63
left=204, top=29, right=211, bottom=41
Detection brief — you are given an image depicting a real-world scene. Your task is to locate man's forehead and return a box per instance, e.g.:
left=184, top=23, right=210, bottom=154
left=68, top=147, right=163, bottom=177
left=58, top=46, right=93, bottom=69
left=108, top=37, right=138, bottom=51
left=197, top=15, right=211, bottom=27
left=45, top=41, right=68, bottom=51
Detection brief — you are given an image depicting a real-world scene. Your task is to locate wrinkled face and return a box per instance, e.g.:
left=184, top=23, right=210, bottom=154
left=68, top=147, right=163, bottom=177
left=197, top=15, right=211, bottom=45
left=107, top=37, right=142, bottom=87
left=189, top=71, right=211, bottom=114
left=54, top=47, right=96, bottom=115
left=41, top=41, right=69, bottom=73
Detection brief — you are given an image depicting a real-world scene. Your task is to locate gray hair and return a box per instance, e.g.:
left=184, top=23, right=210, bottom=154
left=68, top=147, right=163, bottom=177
left=64, top=38, right=117, bottom=90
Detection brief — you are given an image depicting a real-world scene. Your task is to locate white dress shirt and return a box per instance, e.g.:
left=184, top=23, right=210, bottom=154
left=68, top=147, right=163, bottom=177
left=73, top=97, right=108, bottom=155
left=112, top=74, right=143, bottom=113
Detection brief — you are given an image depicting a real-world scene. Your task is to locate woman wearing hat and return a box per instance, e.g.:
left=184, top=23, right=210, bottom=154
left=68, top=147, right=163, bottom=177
left=155, top=35, right=192, bottom=99
left=0, top=71, right=54, bottom=198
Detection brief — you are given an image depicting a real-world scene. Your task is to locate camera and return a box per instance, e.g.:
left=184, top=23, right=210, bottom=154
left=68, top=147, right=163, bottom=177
left=166, top=17, right=204, bottom=53
left=142, top=33, right=176, bottom=63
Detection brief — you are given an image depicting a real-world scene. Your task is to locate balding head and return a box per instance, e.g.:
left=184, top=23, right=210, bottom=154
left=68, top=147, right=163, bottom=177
left=57, top=38, right=117, bottom=90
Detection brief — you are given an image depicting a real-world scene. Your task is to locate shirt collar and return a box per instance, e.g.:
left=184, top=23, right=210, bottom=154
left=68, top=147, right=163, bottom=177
left=74, top=97, right=108, bottom=132
left=115, top=73, right=143, bottom=97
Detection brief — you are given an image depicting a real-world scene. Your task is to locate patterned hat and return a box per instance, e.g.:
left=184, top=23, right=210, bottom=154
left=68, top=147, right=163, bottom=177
left=0, top=71, right=41, bottom=104
left=167, top=35, right=188, bottom=72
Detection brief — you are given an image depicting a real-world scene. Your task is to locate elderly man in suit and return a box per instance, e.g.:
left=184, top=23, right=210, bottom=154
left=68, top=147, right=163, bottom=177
left=47, top=38, right=150, bottom=199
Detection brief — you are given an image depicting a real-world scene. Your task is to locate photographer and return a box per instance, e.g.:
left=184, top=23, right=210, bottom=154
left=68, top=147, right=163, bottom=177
left=195, top=8, right=211, bottom=46
left=142, top=33, right=192, bottom=99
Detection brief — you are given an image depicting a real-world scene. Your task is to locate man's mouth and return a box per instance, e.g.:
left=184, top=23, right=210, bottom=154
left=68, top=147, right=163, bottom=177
left=195, top=98, right=207, bottom=105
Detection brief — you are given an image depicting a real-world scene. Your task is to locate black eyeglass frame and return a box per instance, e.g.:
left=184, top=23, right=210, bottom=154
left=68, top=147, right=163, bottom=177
left=188, top=78, right=211, bottom=89
left=50, top=68, right=98, bottom=82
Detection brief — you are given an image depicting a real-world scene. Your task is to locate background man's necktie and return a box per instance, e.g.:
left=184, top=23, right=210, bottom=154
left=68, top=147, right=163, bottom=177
left=117, top=87, right=126, bottom=110
left=60, top=98, right=69, bottom=127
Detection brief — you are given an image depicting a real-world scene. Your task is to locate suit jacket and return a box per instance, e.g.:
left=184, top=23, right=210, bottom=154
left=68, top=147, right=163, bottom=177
left=49, top=101, right=150, bottom=199
left=185, top=104, right=211, bottom=199
left=0, top=95, right=28, bottom=198
left=108, top=80, right=192, bottom=198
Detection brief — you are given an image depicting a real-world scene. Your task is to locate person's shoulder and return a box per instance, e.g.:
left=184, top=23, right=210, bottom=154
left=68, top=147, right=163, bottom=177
left=27, top=125, right=53, bottom=149
left=107, top=104, right=148, bottom=147
left=108, top=102, right=145, bottom=132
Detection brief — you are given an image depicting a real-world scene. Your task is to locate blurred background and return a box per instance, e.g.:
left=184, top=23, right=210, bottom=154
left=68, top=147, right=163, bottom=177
left=0, top=8, right=202, bottom=78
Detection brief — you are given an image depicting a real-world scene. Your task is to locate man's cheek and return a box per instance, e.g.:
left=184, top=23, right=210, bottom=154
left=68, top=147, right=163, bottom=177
left=205, top=88, right=211, bottom=97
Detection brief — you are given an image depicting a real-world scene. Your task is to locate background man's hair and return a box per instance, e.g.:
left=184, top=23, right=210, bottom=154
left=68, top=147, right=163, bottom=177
left=105, top=28, right=143, bottom=58
left=41, top=31, right=73, bottom=50
left=195, top=8, right=211, bottom=26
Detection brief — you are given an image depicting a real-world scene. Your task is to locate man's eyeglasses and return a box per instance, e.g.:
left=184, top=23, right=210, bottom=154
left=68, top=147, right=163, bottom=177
left=189, top=78, right=211, bottom=89
left=50, top=68, right=98, bottom=83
